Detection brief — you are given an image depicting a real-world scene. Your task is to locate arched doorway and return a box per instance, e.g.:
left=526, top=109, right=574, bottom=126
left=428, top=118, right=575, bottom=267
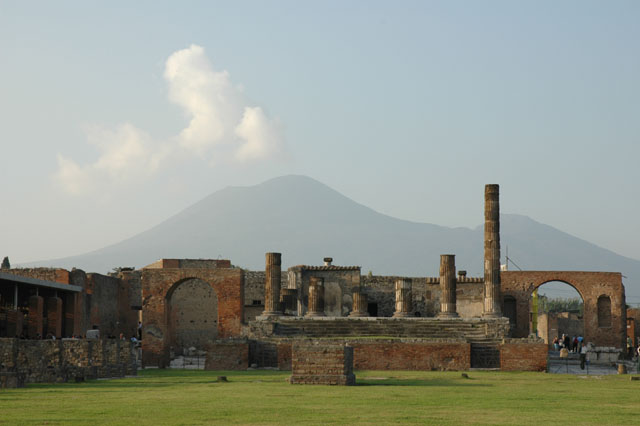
left=532, top=281, right=584, bottom=349
left=166, top=278, right=218, bottom=355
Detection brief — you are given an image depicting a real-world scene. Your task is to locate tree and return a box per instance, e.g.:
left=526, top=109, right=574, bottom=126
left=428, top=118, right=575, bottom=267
left=1, top=256, right=10, bottom=269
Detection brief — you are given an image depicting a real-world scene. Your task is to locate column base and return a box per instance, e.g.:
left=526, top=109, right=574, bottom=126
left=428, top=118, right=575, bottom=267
left=437, top=312, right=459, bottom=318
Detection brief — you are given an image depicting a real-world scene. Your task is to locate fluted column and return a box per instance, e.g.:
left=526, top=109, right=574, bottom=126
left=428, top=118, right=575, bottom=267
left=483, top=184, right=502, bottom=317
left=349, top=286, right=368, bottom=317
left=438, top=254, right=459, bottom=318
left=306, top=277, right=325, bottom=317
left=262, top=252, right=282, bottom=316
left=393, top=279, right=412, bottom=318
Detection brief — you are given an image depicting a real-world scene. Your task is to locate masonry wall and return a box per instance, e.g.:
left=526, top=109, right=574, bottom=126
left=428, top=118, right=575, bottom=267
left=205, top=341, right=249, bottom=370
left=352, top=341, right=470, bottom=371
left=361, top=276, right=484, bottom=318
left=290, top=268, right=360, bottom=316
left=500, top=340, right=548, bottom=371
left=290, top=342, right=355, bottom=385
left=0, top=337, right=137, bottom=387
left=141, top=267, right=244, bottom=367
left=243, top=271, right=288, bottom=321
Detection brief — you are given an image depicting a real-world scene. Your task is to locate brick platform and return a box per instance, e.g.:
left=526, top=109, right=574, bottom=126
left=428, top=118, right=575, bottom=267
left=500, top=340, right=548, bottom=371
left=290, top=342, right=355, bottom=385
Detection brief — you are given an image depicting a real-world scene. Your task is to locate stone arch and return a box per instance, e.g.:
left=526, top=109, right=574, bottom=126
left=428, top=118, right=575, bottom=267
left=501, top=271, right=626, bottom=348
left=597, top=295, right=612, bottom=328
left=141, top=267, right=244, bottom=367
left=165, top=278, right=219, bottom=354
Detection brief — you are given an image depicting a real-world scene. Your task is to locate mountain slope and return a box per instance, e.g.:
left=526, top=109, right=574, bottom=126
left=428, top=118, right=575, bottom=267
left=21, top=175, right=640, bottom=299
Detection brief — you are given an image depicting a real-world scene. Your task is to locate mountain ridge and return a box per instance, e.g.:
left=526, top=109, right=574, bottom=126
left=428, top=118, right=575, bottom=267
left=18, top=175, right=640, bottom=300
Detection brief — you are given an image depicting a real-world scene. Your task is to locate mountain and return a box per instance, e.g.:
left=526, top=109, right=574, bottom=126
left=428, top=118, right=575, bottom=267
left=20, top=175, right=640, bottom=299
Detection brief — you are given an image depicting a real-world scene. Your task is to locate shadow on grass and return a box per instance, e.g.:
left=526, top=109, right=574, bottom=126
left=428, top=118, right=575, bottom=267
left=356, top=378, right=490, bottom=387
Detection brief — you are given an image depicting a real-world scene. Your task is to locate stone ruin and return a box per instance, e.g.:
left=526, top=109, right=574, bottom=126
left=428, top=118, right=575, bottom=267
left=0, top=184, right=631, bottom=387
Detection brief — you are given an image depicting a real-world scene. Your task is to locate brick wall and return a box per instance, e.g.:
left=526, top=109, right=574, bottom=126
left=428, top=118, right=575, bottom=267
left=500, top=340, right=548, bottom=371
left=272, top=339, right=470, bottom=371
left=205, top=341, right=249, bottom=370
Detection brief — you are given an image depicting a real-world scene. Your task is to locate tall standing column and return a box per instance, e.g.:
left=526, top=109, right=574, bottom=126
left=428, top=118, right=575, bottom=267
left=438, top=254, right=459, bottom=318
left=306, top=277, right=325, bottom=317
left=483, top=184, right=502, bottom=317
left=393, top=279, right=412, bottom=317
left=262, top=252, right=282, bottom=317
left=28, top=295, right=44, bottom=338
left=349, top=286, right=368, bottom=317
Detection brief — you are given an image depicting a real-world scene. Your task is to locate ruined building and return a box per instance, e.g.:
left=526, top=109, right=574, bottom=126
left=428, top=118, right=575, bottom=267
left=0, top=184, right=628, bottom=384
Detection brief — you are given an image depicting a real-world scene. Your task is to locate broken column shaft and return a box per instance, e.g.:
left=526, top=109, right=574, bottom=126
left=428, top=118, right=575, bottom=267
left=483, top=184, right=502, bottom=317
left=349, top=286, right=368, bottom=317
left=438, top=254, right=459, bottom=318
left=393, top=279, right=412, bottom=317
left=262, top=252, right=282, bottom=316
left=306, top=277, right=325, bottom=317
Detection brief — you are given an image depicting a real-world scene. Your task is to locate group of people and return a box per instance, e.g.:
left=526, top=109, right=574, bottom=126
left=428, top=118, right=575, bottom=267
left=552, top=334, right=584, bottom=353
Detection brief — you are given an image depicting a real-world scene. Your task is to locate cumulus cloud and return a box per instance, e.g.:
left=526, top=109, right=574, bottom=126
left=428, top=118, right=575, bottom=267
left=55, top=44, right=284, bottom=195
left=55, top=123, right=168, bottom=195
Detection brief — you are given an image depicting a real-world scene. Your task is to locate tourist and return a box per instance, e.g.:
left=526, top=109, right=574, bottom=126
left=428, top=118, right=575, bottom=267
left=627, top=336, right=634, bottom=359
left=580, top=341, right=588, bottom=370
left=552, top=336, right=560, bottom=351
left=572, top=336, right=578, bottom=353
left=563, top=334, right=571, bottom=350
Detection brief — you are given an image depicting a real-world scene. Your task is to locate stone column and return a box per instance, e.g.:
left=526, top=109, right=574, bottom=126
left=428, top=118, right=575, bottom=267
left=349, top=286, right=368, bottom=317
left=393, top=279, right=412, bottom=317
left=28, top=295, right=44, bottom=338
left=46, top=297, right=63, bottom=338
left=306, top=277, right=325, bottom=317
left=483, top=184, right=502, bottom=317
left=64, top=293, right=76, bottom=337
left=262, top=252, right=282, bottom=317
left=438, top=254, right=459, bottom=318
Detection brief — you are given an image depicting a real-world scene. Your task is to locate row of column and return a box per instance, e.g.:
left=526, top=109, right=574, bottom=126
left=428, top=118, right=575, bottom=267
left=262, top=252, right=463, bottom=317
left=3, top=295, right=66, bottom=338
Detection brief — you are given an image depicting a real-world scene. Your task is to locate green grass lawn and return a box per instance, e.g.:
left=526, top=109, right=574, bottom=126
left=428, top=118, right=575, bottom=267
left=1, top=369, right=639, bottom=425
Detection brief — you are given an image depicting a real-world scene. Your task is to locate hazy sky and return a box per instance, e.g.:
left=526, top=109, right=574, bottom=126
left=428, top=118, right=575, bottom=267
left=1, top=1, right=639, bottom=266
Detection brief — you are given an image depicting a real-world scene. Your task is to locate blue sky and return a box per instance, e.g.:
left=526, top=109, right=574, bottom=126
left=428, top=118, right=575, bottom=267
left=0, top=1, right=638, bottom=266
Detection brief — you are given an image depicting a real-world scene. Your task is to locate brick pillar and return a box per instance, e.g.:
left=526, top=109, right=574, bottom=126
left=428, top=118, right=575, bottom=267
left=46, top=297, right=63, bottom=338
left=6, top=309, right=23, bottom=337
left=483, top=184, right=502, bottom=318
left=64, top=293, right=75, bottom=337
left=263, top=252, right=282, bottom=316
left=28, top=295, right=44, bottom=338
left=305, top=277, right=325, bottom=317
left=349, top=286, right=368, bottom=317
left=438, top=254, right=459, bottom=318
left=393, top=279, right=412, bottom=318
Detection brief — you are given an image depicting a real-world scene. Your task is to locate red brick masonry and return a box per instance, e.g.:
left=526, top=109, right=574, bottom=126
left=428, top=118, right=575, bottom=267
left=205, top=342, right=249, bottom=370
left=500, top=341, right=547, bottom=371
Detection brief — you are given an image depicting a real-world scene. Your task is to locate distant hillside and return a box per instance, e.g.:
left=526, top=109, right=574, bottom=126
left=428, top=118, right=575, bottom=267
left=21, top=175, right=640, bottom=299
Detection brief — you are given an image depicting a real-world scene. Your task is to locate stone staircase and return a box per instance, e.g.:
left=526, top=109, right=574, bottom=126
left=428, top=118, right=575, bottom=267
left=268, top=318, right=507, bottom=341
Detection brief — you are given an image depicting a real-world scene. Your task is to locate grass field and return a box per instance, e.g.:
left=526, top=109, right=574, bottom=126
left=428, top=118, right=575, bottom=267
left=1, top=369, right=639, bottom=425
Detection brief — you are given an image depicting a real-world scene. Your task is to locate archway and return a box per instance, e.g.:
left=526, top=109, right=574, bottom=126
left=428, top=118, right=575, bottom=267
left=166, top=278, right=218, bottom=355
left=532, top=281, right=584, bottom=350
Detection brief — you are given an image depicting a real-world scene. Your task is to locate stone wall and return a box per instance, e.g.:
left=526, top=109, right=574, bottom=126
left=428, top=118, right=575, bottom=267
left=290, top=342, right=355, bottom=385
left=243, top=271, right=288, bottom=321
left=289, top=267, right=360, bottom=316
left=205, top=341, right=249, bottom=370
left=361, top=275, right=484, bottom=318
left=0, top=338, right=137, bottom=388
left=500, top=340, right=548, bottom=371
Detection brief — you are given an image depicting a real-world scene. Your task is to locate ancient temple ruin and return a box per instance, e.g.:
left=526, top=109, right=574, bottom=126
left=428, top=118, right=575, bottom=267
left=0, top=184, right=631, bottom=386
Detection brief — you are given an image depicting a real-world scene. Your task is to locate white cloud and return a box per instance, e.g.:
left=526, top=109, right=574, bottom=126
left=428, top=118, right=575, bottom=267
left=54, top=123, right=168, bottom=195
left=235, top=106, right=284, bottom=161
left=55, top=44, right=284, bottom=196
